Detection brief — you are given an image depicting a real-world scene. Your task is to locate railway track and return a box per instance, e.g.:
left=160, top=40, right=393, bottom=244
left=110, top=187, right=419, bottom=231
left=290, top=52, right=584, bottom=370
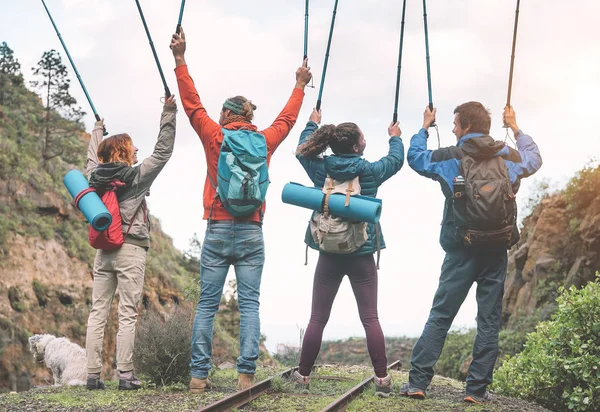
left=198, top=360, right=402, bottom=412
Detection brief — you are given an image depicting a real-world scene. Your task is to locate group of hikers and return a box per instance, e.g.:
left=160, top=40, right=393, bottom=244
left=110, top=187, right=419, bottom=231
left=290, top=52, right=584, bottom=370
left=81, top=26, right=542, bottom=405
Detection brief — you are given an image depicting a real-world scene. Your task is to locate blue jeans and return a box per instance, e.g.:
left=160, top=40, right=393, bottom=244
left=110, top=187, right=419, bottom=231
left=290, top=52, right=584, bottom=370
left=190, top=222, right=265, bottom=379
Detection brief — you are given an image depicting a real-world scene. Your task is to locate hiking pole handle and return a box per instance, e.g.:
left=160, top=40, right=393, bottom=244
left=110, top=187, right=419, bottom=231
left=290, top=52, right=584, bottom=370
left=429, top=102, right=436, bottom=128
left=393, top=112, right=398, bottom=124
left=316, top=99, right=322, bottom=112
left=94, top=114, right=108, bottom=136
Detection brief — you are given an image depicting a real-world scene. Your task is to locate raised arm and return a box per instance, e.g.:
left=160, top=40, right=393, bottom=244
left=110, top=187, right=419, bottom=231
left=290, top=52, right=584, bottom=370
left=503, top=106, right=543, bottom=179
left=262, top=59, right=312, bottom=153
left=171, top=27, right=220, bottom=148
left=295, top=109, right=325, bottom=186
left=85, top=119, right=105, bottom=179
left=369, top=121, right=405, bottom=185
left=136, top=97, right=177, bottom=188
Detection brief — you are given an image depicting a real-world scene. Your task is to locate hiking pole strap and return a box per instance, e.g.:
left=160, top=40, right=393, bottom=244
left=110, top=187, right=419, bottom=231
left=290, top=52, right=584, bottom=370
left=393, top=0, right=407, bottom=124
left=316, top=0, right=339, bottom=112
left=40, top=0, right=106, bottom=135
left=176, top=0, right=186, bottom=34
left=134, top=0, right=172, bottom=98
left=504, top=0, right=521, bottom=128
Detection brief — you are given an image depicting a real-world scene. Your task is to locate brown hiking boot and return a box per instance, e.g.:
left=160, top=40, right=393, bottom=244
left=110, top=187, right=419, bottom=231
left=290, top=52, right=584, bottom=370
left=190, top=377, right=210, bottom=393
left=237, top=373, right=255, bottom=390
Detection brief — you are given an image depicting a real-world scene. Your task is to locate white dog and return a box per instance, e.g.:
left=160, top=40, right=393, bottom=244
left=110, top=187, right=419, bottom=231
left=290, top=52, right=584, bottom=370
left=29, top=334, right=87, bottom=386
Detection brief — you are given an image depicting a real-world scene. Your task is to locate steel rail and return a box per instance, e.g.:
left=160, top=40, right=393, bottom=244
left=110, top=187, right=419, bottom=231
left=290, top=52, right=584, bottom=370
left=321, top=360, right=402, bottom=412
left=197, top=367, right=297, bottom=412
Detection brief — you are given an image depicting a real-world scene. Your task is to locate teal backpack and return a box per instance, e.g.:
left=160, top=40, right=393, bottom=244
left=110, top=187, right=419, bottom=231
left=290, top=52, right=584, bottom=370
left=209, top=129, right=270, bottom=217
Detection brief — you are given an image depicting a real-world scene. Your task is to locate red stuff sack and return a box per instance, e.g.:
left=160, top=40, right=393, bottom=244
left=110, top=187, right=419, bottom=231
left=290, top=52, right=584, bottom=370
left=89, top=181, right=127, bottom=250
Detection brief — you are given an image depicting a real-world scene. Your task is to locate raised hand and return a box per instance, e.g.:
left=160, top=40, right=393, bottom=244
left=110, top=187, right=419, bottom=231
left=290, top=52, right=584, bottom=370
left=423, top=106, right=437, bottom=129
left=309, top=108, right=321, bottom=125
left=503, top=105, right=520, bottom=135
left=170, top=27, right=186, bottom=66
left=296, top=58, right=312, bottom=89
left=388, top=121, right=401, bottom=138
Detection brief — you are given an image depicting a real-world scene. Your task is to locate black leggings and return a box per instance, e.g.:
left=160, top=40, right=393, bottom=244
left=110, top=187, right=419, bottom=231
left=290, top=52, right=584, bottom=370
left=298, top=253, right=388, bottom=378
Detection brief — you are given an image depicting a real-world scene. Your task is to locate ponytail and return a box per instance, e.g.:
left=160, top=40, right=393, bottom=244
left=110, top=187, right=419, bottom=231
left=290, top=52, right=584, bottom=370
left=296, top=124, right=336, bottom=157
left=296, top=122, right=362, bottom=158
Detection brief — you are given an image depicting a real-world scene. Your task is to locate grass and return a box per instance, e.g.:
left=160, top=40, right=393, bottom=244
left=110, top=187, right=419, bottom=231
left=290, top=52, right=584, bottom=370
left=0, top=365, right=551, bottom=412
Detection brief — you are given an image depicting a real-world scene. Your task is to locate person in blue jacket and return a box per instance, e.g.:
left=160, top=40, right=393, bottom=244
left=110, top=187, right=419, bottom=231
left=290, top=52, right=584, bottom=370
left=291, top=108, right=404, bottom=397
left=400, top=103, right=542, bottom=404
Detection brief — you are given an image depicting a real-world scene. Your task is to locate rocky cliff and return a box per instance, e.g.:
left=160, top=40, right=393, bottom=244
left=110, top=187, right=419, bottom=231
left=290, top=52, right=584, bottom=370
left=503, top=166, right=600, bottom=328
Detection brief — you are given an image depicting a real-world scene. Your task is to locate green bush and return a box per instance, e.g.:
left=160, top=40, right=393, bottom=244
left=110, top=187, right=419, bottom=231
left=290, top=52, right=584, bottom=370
left=435, top=328, right=476, bottom=380
left=493, top=277, right=600, bottom=412
left=565, top=162, right=600, bottom=214
left=134, top=306, right=193, bottom=387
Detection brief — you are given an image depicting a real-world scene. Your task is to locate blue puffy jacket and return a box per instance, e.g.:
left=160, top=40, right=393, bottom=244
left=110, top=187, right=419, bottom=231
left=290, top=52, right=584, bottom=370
left=407, top=128, right=543, bottom=251
left=296, top=121, right=405, bottom=256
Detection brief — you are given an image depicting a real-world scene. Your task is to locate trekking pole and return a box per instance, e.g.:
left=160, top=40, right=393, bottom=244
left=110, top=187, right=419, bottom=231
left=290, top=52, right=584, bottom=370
left=316, top=0, right=339, bottom=112
left=303, top=0, right=315, bottom=89
left=422, top=0, right=436, bottom=128
left=392, top=0, right=407, bottom=124
left=134, top=0, right=171, bottom=98
left=176, top=0, right=185, bottom=35
left=304, top=0, right=309, bottom=61
left=504, top=0, right=521, bottom=128
left=40, top=0, right=107, bottom=135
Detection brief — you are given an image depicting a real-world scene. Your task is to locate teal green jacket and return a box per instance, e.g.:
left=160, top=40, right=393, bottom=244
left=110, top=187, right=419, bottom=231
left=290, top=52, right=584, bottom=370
left=296, top=121, right=404, bottom=256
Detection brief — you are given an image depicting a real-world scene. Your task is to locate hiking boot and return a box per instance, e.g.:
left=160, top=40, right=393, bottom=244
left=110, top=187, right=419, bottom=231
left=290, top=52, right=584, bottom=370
left=190, top=377, right=211, bottom=394
left=86, top=375, right=106, bottom=390
left=399, top=382, right=426, bottom=400
left=291, top=370, right=310, bottom=393
left=119, top=372, right=142, bottom=391
left=464, top=391, right=492, bottom=404
left=237, top=373, right=255, bottom=390
left=374, top=374, right=392, bottom=398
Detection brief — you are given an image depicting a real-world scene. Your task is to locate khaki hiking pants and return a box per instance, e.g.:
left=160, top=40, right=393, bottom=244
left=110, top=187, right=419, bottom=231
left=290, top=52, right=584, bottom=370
left=86, top=243, right=147, bottom=374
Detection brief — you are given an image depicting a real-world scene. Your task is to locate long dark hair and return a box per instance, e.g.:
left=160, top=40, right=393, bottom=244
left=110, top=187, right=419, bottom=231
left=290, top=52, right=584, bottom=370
left=296, top=123, right=361, bottom=157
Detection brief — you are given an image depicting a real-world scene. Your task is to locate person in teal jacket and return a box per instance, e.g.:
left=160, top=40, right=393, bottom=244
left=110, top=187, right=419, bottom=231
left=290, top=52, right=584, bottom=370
left=291, top=108, right=404, bottom=397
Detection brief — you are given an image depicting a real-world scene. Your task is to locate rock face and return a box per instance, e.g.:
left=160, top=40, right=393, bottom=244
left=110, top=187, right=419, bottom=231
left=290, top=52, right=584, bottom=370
left=503, top=190, right=600, bottom=328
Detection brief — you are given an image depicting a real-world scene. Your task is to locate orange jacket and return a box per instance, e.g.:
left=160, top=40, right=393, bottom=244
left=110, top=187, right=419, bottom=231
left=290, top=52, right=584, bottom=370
left=175, top=64, right=305, bottom=222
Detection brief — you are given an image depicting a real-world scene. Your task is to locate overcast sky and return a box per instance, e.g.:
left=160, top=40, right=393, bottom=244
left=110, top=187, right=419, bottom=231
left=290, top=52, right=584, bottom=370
left=2, top=0, right=599, bottom=353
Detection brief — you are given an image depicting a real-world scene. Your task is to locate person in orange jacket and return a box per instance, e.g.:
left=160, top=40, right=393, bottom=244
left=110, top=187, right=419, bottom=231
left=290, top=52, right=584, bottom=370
left=170, top=27, right=312, bottom=393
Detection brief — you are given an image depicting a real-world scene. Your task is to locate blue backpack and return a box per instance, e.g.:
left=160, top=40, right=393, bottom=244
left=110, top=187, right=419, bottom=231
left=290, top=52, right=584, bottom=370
left=209, top=129, right=270, bottom=217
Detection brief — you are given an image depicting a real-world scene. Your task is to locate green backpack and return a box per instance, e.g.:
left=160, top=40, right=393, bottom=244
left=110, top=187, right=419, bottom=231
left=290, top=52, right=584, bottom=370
left=209, top=129, right=270, bottom=217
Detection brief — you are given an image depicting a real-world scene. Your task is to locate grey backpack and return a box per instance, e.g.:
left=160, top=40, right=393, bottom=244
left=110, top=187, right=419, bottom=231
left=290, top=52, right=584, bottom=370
left=310, top=176, right=368, bottom=254
left=453, top=155, right=517, bottom=247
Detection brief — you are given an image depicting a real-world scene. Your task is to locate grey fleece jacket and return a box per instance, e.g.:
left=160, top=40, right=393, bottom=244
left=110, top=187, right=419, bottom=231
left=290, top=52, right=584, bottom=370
left=85, top=105, right=177, bottom=248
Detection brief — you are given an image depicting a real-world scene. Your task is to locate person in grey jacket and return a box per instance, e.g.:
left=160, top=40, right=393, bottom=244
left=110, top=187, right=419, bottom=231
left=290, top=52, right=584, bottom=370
left=84, top=96, right=177, bottom=391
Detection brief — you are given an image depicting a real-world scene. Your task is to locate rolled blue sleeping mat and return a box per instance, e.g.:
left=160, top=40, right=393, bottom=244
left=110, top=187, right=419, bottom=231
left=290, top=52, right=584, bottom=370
left=63, top=169, right=112, bottom=231
left=281, top=182, right=382, bottom=224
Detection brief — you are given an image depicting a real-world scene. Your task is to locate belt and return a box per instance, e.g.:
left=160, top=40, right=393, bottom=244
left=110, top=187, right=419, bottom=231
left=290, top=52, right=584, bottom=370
left=210, top=220, right=262, bottom=227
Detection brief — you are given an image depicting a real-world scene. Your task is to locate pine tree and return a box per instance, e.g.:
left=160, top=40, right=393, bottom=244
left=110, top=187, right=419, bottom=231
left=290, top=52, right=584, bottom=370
left=30, top=49, right=85, bottom=165
left=0, top=42, right=21, bottom=77
left=0, top=42, right=23, bottom=105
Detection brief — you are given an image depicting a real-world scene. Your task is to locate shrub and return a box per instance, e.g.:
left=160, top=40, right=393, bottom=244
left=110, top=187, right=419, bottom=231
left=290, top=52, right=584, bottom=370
left=134, top=306, right=193, bottom=387
left=564, top=162, right=600, bottom=214
left=435, top=328, right=476, bottom=380
left=32, top=280, right=48, bottom=308
left=493, top=277, right=600, bottom=412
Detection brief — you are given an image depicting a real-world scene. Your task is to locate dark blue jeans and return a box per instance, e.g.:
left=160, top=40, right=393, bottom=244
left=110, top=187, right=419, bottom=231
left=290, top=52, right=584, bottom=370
left=409, top=247, right=507, bottom=395
left=190, top=222, right=264, bottom=379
